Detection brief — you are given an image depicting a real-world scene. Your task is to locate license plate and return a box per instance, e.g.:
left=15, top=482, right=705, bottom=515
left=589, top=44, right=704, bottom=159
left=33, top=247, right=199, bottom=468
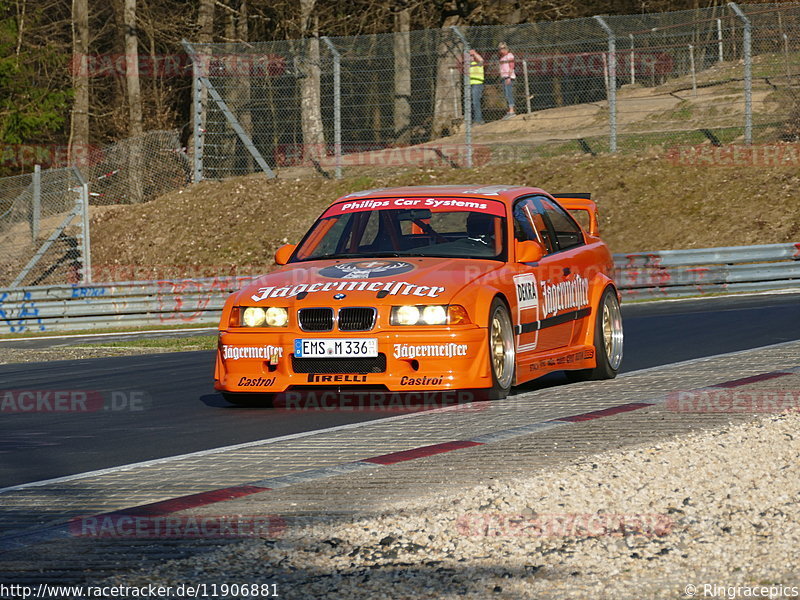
left=294, top=338, right=378, bottom=358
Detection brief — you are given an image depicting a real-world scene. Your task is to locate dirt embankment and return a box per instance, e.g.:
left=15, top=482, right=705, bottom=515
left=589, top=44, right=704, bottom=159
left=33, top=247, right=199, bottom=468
left=89, top=153, right=800, bottom=275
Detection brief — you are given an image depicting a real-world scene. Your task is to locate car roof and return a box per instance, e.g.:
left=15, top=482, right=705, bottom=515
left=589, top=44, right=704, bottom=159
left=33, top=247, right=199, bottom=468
left=334, top=185, right=551, bottom=205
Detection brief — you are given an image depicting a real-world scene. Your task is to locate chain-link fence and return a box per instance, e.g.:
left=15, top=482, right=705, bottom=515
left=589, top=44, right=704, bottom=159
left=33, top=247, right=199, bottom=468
left=0, top=131, right=189, bottom=288
left=81, top=130, right=191, bottom=205
left=0, top=167, right=88, bottom=289
left=186, top=1, right=800, bottom=179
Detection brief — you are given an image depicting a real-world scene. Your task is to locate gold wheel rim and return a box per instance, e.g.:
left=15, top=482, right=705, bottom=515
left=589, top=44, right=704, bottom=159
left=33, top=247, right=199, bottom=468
left=492, top=315, right=504, bottom=378
left=490, top=306, right=515, bottom=389
left=601, top=293, right=624, bottom=370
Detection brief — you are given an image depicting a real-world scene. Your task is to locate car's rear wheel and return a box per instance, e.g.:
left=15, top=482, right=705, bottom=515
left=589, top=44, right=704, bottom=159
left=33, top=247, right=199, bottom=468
left=566, top=286, right=623, bottom=382
left=221, top=392, right=274, bottom=407
left=488, top=298, right=515, bottom=399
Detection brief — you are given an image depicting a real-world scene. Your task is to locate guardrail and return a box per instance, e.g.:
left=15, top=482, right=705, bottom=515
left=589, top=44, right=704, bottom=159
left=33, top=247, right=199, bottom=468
left=0, top=242, right=798, bottom=334
left=0, top=276, right=258, bottom=334
left=615, top=241, right=800, bottom=300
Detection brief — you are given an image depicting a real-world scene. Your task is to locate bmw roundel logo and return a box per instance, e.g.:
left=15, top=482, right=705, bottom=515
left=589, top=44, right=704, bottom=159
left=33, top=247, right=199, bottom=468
left=319, top=260, right=415, bottom=279
left=333, top=293, right=346, bottom=299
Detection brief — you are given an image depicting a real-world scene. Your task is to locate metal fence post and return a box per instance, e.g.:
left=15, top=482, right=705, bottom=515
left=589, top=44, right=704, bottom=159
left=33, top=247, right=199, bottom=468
left=728, top=2, right=752, bottom=145
left=182, top=39, right=276, bottom=178
left=784, top=33, right=793, bottom=86
left=629, top=34, right=635, bottom=85
left=450, top=27, right=472, bottom=169
left=522, top=60, right=532, bottom=113
left=717, top=18, right=724, bottom=63
left=74, top=166, right=92, bottom=284
left=32, top=164, right=41, bottom=241
left=594, top=16, right=617, bottom=153
left=321, top=37, right=342, bottom=179
left=191, top=51, right=204, bottom=183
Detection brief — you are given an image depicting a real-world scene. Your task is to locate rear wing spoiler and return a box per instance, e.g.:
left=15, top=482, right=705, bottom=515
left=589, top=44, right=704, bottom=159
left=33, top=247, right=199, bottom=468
left=550, top=193, right=599, bottom=237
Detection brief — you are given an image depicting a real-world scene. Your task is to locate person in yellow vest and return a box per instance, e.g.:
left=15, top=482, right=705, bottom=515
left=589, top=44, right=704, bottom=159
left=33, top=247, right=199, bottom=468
left=468, top=49, right=485, bottom=125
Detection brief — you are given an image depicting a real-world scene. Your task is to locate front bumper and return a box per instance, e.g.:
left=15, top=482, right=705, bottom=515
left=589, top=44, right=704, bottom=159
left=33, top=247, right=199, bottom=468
left=214, top=327, right=491, bottom=393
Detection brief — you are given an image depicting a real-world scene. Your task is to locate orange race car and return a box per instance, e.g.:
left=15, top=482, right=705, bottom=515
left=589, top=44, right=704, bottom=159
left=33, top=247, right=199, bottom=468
left=214, top=185, right=623, bottom=405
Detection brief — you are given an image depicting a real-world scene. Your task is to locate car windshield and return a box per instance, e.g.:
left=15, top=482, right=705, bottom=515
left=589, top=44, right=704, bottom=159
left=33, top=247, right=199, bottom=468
left=291, top=197, right=508, bottom=262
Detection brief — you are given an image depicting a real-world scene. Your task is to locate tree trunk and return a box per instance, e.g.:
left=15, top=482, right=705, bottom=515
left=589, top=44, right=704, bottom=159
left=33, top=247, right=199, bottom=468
left=124, top=0, right=143, bottom=138
left=431, top=14, right=461, bottom=139
left=238, top=0, right=254, bottom=173
left=393, top=8, right=411, bottom=145
left=198, top=0, right=215, bottom=42
left=221, top=4, right=237, bottom=174
left=123, top=0, right=143, bottom=202
left=299, top=0, right=325, bottom=164
left=70, top=0, right=89, bottom=165
left=189, top=0, right=214, bottom=178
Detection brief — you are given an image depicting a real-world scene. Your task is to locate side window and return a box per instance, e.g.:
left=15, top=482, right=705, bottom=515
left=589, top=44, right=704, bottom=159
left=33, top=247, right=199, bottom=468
left=513, top=197, right=555, bottom=254
left=540, top=198, right=584, bottom=251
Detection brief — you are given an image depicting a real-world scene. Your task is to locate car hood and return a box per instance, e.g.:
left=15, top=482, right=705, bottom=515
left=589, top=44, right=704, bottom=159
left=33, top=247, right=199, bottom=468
left=238, top=257, right=504, bottom=306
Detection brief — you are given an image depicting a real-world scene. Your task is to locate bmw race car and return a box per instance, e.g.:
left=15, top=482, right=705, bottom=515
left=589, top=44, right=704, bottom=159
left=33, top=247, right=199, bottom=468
left=214, top=185, right=623, bottom=404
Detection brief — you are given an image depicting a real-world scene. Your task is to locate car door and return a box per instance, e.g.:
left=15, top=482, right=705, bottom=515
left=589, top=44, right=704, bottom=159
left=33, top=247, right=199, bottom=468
left=510, top=196, right=574, bottom=358
left=537, top=195, right=593, bottom=347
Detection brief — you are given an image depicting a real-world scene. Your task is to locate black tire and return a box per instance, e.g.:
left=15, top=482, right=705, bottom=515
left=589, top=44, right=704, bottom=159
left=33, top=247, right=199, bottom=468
left=220, top=392, right=275, bottom=407
left=487, top=298, right=516, bottom=400
left=566, top=286, right=623, bottom=382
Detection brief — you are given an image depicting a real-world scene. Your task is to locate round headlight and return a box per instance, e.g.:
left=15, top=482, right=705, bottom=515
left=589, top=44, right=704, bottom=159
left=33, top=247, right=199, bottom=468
left=394, top=305, right=420, bottom=326
left=242, top=306, right=266, bottom=327
left=265, top=306, right=289, bottom=327
left=422, top=305, right=447, bottom=325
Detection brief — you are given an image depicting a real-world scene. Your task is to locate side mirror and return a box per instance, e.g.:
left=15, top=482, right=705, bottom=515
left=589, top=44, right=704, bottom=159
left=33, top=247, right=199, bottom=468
left=274, top=243, right=296, bottom=265
left=516, top=240, right=544, bottom=263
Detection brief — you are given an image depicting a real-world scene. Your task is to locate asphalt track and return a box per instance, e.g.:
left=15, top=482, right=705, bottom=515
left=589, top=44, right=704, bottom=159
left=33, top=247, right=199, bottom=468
left=1, top=292, right=799, bottom=489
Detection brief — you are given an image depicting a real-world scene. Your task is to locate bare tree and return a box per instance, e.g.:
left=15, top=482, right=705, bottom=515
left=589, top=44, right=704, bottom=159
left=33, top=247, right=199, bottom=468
left=70, top=0, right=89, bottom=163
left=299, top=0, right=325, bottom=163
left=237, top=0, right=254, bottom=172
left=187, top=0, right=215, bottom=176
left=123, top=0, right=144, bottom=201
left=431, top=12, right=461, bottom=138
left=393, top=7, right=411, bottom=145
left=198, top=0, right=215, bottom=41
left=220, top=0, right=254, bottom=173
left=124, top=0, right=143, bottom=137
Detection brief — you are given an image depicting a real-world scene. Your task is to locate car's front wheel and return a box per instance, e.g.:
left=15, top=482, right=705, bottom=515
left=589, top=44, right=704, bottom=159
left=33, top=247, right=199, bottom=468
left=567, top=286, right=623, bottom=382
left=488, top=298, right=515, bottom=399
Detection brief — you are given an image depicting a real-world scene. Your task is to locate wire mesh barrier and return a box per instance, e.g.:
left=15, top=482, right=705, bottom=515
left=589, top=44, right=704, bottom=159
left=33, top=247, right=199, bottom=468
left=2, top=4, right=800, bottom=292
left=185, top=2, right=800, bottom=180
left=0, top=131, right=190, bottom=288
left=0, top=168, right=88, bottom=289
left=0, top=244, right=796, bottom=334
left=80, top=131, right=191, bottom=205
